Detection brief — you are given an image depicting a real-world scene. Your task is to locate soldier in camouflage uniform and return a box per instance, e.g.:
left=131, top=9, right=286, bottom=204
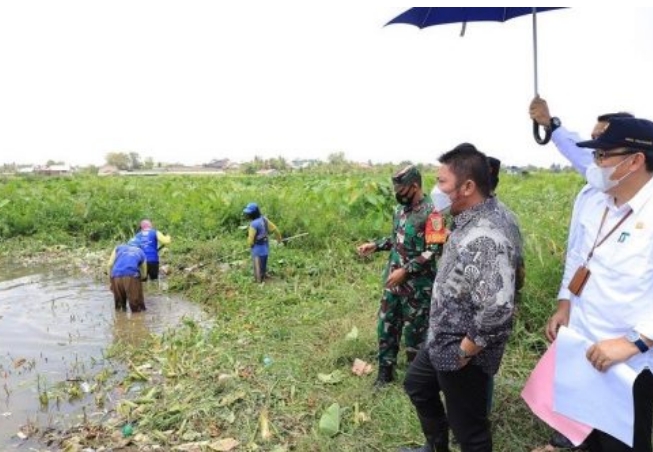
left=357, top=165, right=446, bottom=386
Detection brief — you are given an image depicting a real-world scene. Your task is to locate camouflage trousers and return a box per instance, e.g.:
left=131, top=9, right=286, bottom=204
left=377, top=276, right=433, bottom=367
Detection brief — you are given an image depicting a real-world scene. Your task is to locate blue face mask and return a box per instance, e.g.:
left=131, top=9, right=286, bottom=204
left=430, top=186, right=452, bottom=214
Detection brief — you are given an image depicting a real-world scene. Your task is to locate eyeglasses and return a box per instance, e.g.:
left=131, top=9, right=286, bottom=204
left=592, top=149, right=634, bottom=164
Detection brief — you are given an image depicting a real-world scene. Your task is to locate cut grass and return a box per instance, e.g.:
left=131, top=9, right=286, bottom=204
left=5, top=170, right=585, bottom=451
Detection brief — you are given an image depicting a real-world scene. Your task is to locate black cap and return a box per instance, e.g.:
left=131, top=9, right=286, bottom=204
left=392, top=165, right=421, bottom=186
left=577, top=117, right=653, bottom=151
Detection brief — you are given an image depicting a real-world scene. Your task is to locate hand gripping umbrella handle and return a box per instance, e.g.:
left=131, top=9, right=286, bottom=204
left=533, top=119, right=552, bottom=145
left=531, top=9, right=551, bottom=146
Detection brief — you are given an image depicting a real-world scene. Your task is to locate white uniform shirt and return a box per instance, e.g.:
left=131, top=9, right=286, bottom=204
left=558, top=185, right=594, bottom=301
left=552, top=126, right=593, bottom=176
left=552, top=126, right=594, bottom=301
left=566, top=175, right=653, bottom=373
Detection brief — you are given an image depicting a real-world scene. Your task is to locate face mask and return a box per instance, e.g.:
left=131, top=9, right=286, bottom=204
left=585, top=157, right=633, bottom=192
left=395, top=186, right=415, bottom=205
left=430, top=186, right=453, bottom=214
left=395, top=191, right=411, bottom=205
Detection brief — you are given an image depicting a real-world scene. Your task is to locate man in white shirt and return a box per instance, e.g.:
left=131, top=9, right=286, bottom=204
left=545, top=117, right=653, bottom=451
left=530, top=99, right=637, bottom=332
left=530, top=98, right=634, bottom=450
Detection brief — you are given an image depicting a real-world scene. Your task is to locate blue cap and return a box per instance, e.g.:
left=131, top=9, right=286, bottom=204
left=127, top=238, right=140, bottom=247
left=243, top=202, right=259, bottom=214
left=577, top=117, right=653, bottom=151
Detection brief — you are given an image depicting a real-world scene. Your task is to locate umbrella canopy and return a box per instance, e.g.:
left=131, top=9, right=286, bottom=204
left=386, top=7, right=565, bottom=30
left=386, top=7, right=568, bottom=145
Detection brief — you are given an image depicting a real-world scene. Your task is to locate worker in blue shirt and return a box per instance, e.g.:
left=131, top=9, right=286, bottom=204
left=132, top=219, right=171, bottom=280
left=243, top=202, right=282, bottom=283
left=108, top=240, right=148, bottom=312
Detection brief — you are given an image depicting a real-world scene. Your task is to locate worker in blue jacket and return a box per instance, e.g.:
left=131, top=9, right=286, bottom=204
left=132, top=219, right=171, bottom=280
left=108, top=240, right=148, bottom=312
left=243, top=202, right=282, bottom=283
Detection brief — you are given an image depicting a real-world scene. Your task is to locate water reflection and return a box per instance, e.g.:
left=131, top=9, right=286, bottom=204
left=0, top=263, right=207, bottom=449
left=113, top=310, right=150, bottom=346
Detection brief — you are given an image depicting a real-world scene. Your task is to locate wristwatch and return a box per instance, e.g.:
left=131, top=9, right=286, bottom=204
left=549, top=116, right=562, bottom=132
left=457, top=347, right=473, bottom=359
left=626, top=330, right=649, bottom=353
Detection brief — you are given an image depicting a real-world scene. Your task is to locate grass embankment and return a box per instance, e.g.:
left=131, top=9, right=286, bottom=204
left=0, top=170, right=584, bottom=451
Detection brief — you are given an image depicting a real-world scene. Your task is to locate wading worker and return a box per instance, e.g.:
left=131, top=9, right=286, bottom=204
left=357, top=165, right=445, bottom=387
left=132, top=219, right=171, bottom=280
left=108, top=240, right=148, bottom=313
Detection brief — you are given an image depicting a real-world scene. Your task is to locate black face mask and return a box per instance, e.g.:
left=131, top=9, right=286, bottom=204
left=395, top=188, right=414, bottom=205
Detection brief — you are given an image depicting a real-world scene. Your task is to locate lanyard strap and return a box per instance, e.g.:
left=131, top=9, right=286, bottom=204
left=586, top=207, right=633, bottom=263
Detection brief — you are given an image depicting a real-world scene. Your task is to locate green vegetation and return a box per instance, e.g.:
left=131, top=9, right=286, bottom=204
left=0, top=170, right=585, bottom=451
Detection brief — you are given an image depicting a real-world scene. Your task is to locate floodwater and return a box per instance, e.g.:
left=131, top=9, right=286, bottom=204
left=0, top=263, right=208, bottom=449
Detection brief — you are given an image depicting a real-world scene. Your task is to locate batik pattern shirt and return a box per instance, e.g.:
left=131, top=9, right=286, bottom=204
left=427, top=197, right=523, bottom=375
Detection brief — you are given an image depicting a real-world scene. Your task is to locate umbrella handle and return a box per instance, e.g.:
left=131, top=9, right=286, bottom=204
left=533, top=119, right=551, bottom=145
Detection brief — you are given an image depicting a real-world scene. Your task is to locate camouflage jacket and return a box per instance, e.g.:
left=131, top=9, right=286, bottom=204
left=374, top=195, right=442, bottom=279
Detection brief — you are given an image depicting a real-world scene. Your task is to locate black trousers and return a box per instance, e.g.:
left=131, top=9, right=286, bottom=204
left=146, top=261, right=159, bottom=280
left=404, top=348, right=492, bottom=452
left=585, top=369, right=653, bottom=452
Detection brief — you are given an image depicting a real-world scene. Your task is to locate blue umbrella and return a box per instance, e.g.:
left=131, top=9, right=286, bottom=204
left=386, top=7, right=567, bottom=145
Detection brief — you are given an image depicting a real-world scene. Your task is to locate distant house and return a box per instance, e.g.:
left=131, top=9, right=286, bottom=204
left=98, top=165, right=120, bottom=176
left=204, top=159, right=231, bottom=170
left=506, top=166, right=523, bottom=175
left=17, top=166, right=35, bottom=174
left=256, top=169, right=279, bottom=176
left=38, top=164, right=71, bottom=175
left=291, top=159, right=319, bottom=169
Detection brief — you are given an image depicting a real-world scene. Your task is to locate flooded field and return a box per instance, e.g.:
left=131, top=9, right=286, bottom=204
left=0, top=263, right=207, bottom=450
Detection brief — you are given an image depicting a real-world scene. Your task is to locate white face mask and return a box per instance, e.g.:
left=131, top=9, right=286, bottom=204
left=430, top=185, right=453, bottom=214
left=585, top=156, right=633, bottom=192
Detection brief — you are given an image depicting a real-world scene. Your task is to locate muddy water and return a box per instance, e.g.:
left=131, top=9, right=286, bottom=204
left=0, top=264, right=208, bottom=449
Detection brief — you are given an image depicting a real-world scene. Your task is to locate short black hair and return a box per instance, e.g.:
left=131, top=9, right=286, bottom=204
left=641, top=150, right=653, bottom=172
left=438, top=143, right=491, bottom=197
left=487, top=156, right=501, bottom=191
left=597, top=112, right=634, bottom=122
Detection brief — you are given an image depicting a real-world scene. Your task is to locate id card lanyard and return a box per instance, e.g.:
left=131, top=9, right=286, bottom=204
left=584, top=206, right=633, bottom=267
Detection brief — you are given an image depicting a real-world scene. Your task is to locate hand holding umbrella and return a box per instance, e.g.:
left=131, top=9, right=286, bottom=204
left=386, top=7, right=568, bottom=145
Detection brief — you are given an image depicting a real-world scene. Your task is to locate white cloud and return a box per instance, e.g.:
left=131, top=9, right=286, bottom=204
left=1, top=5, right=652, bottom=168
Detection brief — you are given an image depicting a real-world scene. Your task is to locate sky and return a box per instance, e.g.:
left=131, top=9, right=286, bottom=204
left=2, top=5, right=653, bottom=169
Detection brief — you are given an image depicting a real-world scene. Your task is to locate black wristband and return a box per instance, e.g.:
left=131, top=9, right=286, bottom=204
left=635, top=339, right=649, bottom=353
left=627, top=330, right=650, bottom=353
left=550, top=117, right=562, bottom=132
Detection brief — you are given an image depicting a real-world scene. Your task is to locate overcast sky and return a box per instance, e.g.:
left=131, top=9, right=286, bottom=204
left=2, top=5, right=653, bottom=168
